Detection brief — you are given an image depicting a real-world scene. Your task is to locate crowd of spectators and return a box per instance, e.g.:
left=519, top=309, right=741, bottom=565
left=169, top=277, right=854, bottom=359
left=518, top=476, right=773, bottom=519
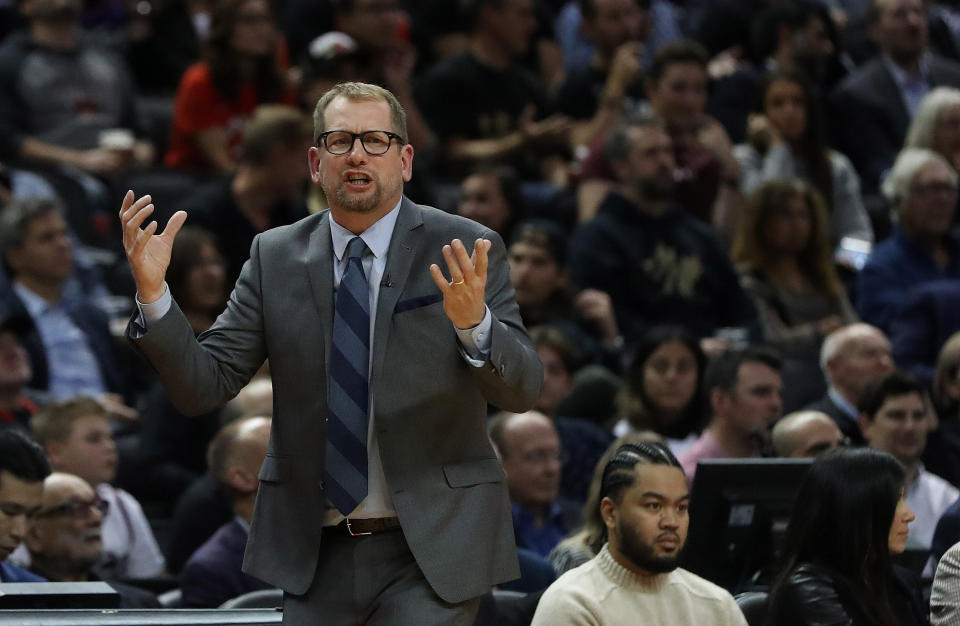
left=9, top=0, right=960, bottom=622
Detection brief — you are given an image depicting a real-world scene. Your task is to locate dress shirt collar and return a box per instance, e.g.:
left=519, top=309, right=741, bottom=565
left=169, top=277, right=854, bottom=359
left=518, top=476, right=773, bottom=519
left=329, top=198, right=402, bottom=262
left=234, top=515, right=251, bottom=533
left=827, top=386, right=859, bottom=422
left=883, top=51, right=931, bottom=87
left=13, top=281, right=53, bottom=318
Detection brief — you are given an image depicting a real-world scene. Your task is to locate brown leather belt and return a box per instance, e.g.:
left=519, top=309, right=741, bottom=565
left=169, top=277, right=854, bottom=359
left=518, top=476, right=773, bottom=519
left=328, top=516, right=401, bottom=537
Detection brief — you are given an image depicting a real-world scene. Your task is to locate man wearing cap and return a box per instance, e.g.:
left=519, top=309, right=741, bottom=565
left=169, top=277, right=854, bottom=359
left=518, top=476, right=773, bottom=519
left=120, top=82, right=542, bottom=624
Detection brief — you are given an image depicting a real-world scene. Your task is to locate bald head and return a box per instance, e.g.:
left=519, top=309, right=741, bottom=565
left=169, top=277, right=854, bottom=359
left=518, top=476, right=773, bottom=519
left=207, top=416, right=271, bottom=491
left=488, top=410, right=562, bottom=510
left=820, top=324, right=894, bottom=403
left=772, top=411, right=845, bottom=457
left=40, top=472, right=94, bottom=505
left=26, top=472, right=103, bottom=575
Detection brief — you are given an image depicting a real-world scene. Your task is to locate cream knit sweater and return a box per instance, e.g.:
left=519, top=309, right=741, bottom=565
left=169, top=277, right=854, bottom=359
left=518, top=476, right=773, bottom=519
left=531, top=544, right=748, bottom=625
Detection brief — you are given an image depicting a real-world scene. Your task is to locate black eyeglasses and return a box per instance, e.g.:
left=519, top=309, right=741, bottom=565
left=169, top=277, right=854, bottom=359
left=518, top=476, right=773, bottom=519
left=35, top=497, right=109, bottom=519
left=317, top=130, right=403, bottom=156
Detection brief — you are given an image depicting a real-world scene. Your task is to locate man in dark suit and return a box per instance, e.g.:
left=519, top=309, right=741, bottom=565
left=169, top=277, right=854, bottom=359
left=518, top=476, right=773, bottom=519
left=180, top=416, right=273, bottom=608
left=119, top=82, right=543, bottom=624
left=830, top=0, right=960, bottom=193
left=805, top=323, right=894, bottom=445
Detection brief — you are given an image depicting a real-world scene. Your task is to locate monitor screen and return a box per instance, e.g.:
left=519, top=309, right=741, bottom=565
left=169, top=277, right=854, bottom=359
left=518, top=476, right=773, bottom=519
left=681, top=458, right=813, bottom=593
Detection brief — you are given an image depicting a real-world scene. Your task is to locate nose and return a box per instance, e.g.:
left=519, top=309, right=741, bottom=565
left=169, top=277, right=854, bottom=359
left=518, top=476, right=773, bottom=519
left=660, top=508, right=681, bottom=529
left=345, top=137, right=366, bottom=164
left=905, top=503, right=916, bottom=523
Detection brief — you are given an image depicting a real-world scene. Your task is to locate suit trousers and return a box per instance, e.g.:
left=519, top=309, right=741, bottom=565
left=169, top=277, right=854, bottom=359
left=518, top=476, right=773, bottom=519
left=281, top=527, right=481, bottom=625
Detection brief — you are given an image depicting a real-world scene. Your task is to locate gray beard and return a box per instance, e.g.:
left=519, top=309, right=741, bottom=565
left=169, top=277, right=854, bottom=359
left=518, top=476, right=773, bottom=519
left=334, top=183, right=382, bottom=214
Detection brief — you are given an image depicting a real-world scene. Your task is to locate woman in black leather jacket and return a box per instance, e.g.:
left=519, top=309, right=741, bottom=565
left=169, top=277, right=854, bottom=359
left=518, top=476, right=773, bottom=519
left=766, top=448, right=929, bottom=626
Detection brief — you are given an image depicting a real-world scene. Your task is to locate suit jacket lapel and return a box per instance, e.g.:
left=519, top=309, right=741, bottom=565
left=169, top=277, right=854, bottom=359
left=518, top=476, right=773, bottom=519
left=370, top=197, right=422, bottom=393
left=305, top=212, right=334, bottom=368
left=875, top=60, right=911, bottom=137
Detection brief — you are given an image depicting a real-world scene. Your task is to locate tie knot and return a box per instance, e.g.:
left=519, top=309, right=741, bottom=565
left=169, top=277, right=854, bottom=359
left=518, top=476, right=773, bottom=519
left=345, top=236, right=367, bottom=260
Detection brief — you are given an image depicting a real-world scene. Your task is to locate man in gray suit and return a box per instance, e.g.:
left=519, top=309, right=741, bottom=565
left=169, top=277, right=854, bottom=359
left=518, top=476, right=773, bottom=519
left=118, top=82, right=543, bottom=624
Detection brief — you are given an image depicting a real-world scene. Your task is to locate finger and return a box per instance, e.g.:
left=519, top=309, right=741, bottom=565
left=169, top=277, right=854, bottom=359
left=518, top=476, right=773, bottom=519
left=452, top=239, right=475, bottom=281
left=125, top=203, right=156, bottom=237
left=119, top=190, right=134, bottom=217
left=161, top=210, right=188, bottom=242
left=132, top=220, right=158, bottom=258
left=121, top=194, right=152, bottom=224
left=442, top=244, right=464, bottom=283
left=474, top=239, right=489, bottom=283
left=429, top=263, right=451, bottom=293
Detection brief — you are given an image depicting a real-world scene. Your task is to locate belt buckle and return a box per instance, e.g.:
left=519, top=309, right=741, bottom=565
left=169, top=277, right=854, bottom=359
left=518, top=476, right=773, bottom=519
left=345, top=519, right=372, bottom=537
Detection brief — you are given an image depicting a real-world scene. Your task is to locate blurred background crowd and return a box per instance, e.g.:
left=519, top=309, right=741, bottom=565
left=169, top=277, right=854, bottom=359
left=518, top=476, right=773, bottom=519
left=5, top=0, right=960, bottom=620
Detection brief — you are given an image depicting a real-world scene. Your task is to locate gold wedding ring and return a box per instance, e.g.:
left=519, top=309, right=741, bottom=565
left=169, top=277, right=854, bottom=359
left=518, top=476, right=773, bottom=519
left=453, top=279, right=465, bottom=286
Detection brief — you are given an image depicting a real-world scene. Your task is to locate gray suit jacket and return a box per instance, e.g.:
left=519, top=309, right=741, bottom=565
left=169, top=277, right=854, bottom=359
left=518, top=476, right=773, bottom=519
left=933, top=540, right=960, bottom=625
left=129, top=197, right=542, bottom=602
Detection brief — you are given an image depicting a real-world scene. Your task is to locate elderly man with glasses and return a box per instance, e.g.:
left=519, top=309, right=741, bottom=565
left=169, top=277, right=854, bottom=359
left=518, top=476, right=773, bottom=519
left=23, top=472, right=159, bottom=608
left=857, top=147, right=960, bottom=333
left=119, top=81, right=542, bottom=625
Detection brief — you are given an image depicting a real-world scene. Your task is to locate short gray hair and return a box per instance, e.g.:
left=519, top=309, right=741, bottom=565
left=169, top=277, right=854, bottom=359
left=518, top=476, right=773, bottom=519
left=604, top=113, right=666, bottom=162
left=819, top=323, right=884, bottom=378
left=0, top=197, right=62, bottom=250
left=312, top=82, right=408, bottom=146
left=881, top=147, right=957, bottom=205
left=904, top=87, right=960, bottom=150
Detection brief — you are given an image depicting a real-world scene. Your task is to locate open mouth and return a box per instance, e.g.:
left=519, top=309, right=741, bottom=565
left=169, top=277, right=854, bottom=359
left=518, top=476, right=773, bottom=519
left=344, top=173, right=372, bottom=189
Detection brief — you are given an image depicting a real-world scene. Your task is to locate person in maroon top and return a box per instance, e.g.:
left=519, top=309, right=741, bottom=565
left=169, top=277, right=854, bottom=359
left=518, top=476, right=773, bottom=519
left=577, top=41, right=742, bottom=242
left=0, top=314, right=40, bottom=432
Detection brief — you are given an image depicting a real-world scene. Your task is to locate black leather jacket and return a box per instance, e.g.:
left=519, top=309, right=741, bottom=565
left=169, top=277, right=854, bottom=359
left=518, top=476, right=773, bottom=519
left=766, top=563, right=929, bottom=626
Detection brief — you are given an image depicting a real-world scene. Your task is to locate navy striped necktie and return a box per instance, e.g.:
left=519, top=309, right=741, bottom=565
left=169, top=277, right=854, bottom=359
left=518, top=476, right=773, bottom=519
left=324, top=236, right=370, bottom=516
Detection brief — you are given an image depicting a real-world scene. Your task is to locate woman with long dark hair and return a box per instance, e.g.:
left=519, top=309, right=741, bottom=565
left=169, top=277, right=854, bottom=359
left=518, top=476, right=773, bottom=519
left=767, top=448, right=928, bottom=626
left=735, top=70, right=872, bottom=244
left=612, top=326, right=707, bottom=455
left=165, top=0, right=294, bottom=172
left=733, top=178, right=857, bottom=408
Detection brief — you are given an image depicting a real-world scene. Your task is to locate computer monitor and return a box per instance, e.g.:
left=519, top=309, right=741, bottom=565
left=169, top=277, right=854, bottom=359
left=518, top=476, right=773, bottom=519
left=681, top=458, right=813, bottom=593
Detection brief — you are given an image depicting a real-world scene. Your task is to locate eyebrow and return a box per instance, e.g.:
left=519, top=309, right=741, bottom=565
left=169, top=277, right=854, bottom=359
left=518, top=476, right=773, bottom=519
left=640, top=491, right=689, bottom=501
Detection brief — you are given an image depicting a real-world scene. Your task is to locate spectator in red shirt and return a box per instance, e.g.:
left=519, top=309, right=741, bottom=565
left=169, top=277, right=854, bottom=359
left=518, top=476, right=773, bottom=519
left=165, top=0, right=295, bottom=173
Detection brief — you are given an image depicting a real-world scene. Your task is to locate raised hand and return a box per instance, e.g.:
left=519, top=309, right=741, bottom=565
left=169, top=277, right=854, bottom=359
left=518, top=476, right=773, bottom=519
left=429, top=238, right=490, bottom=329
left=119, top=190, right=187, bottom=302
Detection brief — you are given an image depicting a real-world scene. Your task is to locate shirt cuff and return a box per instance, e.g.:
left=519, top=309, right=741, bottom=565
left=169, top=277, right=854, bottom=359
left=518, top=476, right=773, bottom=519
left=456, top=306, right=492, bottom=367
left=135, top=284, right=171, bottom=329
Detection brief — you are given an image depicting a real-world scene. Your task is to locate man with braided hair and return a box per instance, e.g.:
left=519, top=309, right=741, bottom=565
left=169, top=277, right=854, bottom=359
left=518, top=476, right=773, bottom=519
left=531, top=441, right=747, bottom=625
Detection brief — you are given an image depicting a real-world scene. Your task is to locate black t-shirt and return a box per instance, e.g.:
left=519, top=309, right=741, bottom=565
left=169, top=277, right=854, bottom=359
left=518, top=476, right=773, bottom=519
left=415, top=51, right=550, bottom=140
left=414, top=52, right=552, bottom=177
left=554, top=65, right=645, bottom=121
left=183, top=176, right=309, bottom=288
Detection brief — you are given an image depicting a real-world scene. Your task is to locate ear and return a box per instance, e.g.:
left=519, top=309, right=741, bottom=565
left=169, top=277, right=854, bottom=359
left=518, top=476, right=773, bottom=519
left=711, top=388, right=730, bottom=416
left=600, top=496, right=618, bottom=533
left=644, top=78, right=657, bottom=103
left=3, top=247, right=22, bottom=275
left=400, top=144, right=414, bottom=183
left=308, top=146, right=323, bottom=184
left=858, top=414, right=872, bottom=441
left=24, top=522, right=43, bottom=553
left=45, top=442, right=64, bottom=470
left=227, top=466, right=257, bottom=493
